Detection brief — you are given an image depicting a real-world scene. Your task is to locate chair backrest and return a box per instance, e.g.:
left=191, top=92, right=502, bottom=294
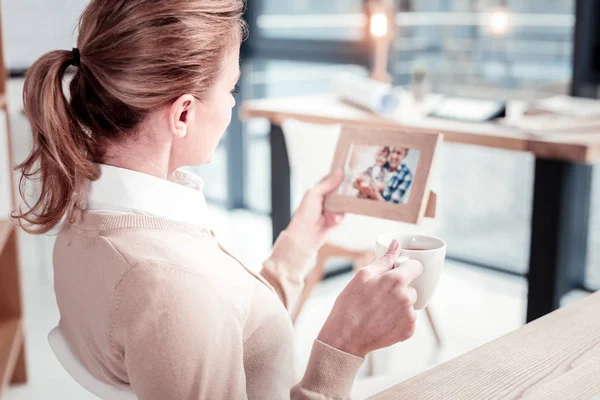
left=281, top=119, right=341, bottom=193
left=48, top=326, right=137, bottom=400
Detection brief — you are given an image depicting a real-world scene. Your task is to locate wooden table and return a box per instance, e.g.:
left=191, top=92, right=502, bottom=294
left=369, top=291, right=600, bottom=400
left=240, top=94, right=600, bottom=323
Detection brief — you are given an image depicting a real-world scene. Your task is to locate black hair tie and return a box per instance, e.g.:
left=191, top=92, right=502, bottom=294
left=71, top=48, right=80, bottom=67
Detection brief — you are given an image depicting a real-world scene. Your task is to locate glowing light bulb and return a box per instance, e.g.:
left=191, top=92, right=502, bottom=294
left=370, top=12, right=388, bottom=38
left=488, top=9, right=510, bottom=36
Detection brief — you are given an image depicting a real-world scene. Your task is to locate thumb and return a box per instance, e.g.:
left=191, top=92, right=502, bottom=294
left=314, top=169, right=344, bottom=196
left=369, top=240, right=402, bottom=275
left=323, top=212, right=344, bottom=228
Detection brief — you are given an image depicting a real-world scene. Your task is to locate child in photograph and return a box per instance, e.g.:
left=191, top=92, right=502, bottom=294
left=365, top=146, right=391, bottom=184
left=353, top=146, right=391, bottom=199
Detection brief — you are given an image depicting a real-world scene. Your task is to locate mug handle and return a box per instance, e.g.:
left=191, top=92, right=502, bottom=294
left=393, top=255, right=411, bottom=269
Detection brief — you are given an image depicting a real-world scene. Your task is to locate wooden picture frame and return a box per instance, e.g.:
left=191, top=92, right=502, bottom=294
left=325, top=126, right=443, bottom=224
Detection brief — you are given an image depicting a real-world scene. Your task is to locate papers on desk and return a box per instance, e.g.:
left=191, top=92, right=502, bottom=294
left=427, top=96, right=506, bottom=122
left=526, top=95, right=600, bottom=119
left=500, top=114, right=600, bottom=135
left=500, top=95, right=600, bottom=135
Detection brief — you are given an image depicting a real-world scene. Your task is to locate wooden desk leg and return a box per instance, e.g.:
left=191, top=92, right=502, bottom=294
left=527, top=159, right=591, bottom=323
left=269, top=123, right=292, bottom=244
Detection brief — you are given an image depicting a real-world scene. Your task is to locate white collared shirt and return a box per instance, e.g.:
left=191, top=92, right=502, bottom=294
left=85, top=164, right=211, bottom=229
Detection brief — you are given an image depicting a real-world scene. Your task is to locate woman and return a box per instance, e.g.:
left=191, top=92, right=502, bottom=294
left=14, top=1, right=422, bottom=399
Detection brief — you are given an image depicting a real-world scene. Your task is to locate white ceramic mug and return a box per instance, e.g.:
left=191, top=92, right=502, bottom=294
left=376, top=232, right=446, bottom=310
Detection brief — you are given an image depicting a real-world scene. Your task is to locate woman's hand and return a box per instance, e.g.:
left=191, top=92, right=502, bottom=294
left=317, top=240, right=423, bottom=357
left=285, top=169, right=345, bottom=252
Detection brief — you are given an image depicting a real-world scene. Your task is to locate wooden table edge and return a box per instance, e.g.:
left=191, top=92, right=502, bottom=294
left=240, top=101, right=600, bottom=165
left=368, top=291, right=600, bottom=399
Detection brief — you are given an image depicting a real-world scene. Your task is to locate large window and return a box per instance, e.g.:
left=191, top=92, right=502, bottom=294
left=257, top=0, right=364, bottom=40
left=391, top=1, right=574, bottom=96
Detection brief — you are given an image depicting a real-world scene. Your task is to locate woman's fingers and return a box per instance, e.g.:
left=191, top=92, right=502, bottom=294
left=400, top=287, right=418, bottom=306
left=323, top=212, right=344, bottom=228
left=369, top=240, right=402, bottom=275
left=385, top=260, right=423, bottom=286
left=314, top=169, right=343, bottom=196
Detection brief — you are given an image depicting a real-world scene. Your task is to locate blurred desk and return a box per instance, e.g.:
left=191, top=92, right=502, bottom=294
left=240, top=94, right=600, bottom=323
left=369, top=291, right=600, bottom=400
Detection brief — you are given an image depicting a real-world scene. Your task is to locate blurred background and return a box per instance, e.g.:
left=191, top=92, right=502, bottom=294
left=1, top=0, right=599, bottom=399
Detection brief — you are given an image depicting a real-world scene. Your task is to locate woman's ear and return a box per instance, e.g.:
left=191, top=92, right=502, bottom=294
left=168, top=94, right=197, bottom=138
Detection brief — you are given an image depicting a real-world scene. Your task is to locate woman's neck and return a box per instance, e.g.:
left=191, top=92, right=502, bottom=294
left=101, top=140, right=174, bottom=179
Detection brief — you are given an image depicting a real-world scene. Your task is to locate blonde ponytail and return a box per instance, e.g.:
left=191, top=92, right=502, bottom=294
left=13, top=50, right=98, bottom=234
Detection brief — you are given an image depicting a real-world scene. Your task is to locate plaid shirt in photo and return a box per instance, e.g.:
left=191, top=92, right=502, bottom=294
left=383, top=164, right=413, bottom=204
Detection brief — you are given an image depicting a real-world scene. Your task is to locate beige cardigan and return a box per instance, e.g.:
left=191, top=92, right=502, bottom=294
left=53, top=212, right=363, bottom=399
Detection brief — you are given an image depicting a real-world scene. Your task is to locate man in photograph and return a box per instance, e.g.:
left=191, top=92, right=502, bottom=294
left=382, top=147, right=413, bottom=204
